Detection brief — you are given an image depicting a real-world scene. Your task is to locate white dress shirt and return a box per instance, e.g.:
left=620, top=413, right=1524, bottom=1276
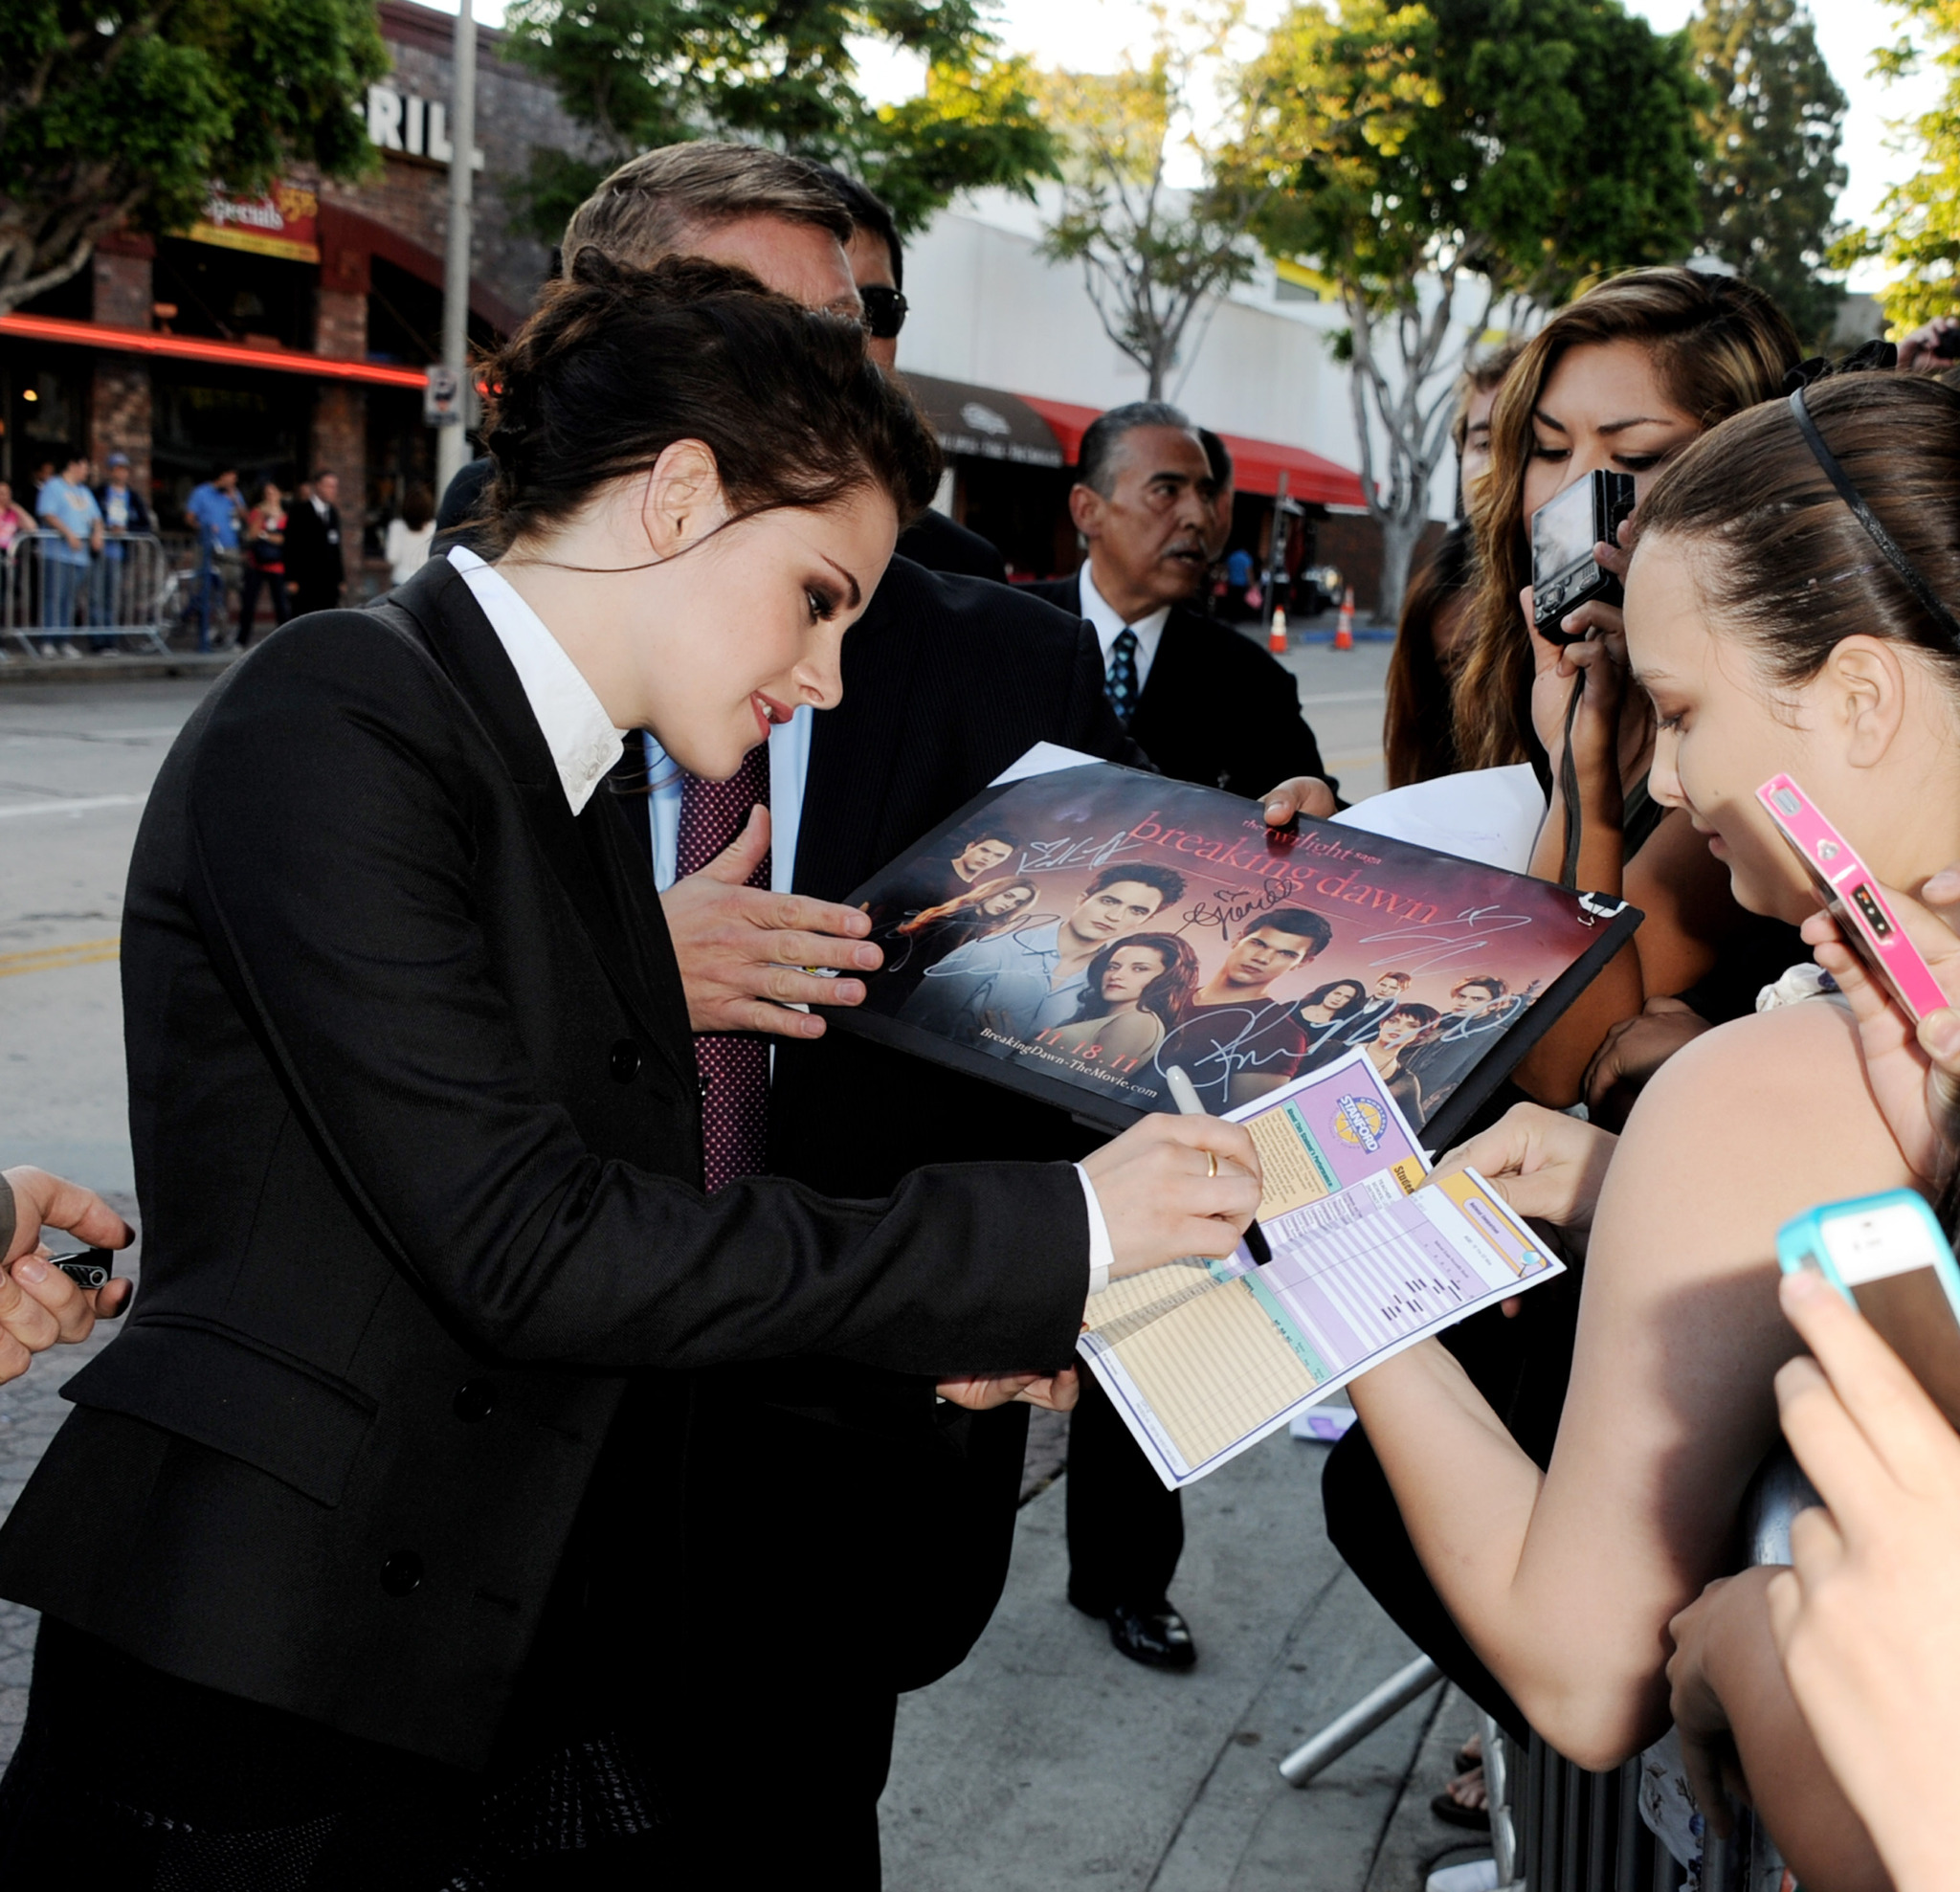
left=1079, top=562, right=1172, bottom=693
left=449, top=546, right=626, bottom=814
left=454, top=544, right=1115, bottom=1292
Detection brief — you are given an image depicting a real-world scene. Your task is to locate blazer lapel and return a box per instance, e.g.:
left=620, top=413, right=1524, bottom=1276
left=388, top=561, right=692, bottom=1089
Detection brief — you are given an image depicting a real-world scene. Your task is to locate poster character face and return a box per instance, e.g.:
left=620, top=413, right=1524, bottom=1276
left=1372, top=972, right=1413, bottom=999
left=1069, top=879, right=1168, bottom=947
left=979, top=882, right=1036, bottom=920
left=956, top=836, right=1014, bottom=877
left=1375, top=1004, right=1440, bottom=1052
left=1317, top=980, right=1367, bottom=1015
left=1217, top=922, right=1320, bottom=991
left=1100, top=943, right=1170, bottom=1005
left=1450, top=977, right=1505, bottom=1015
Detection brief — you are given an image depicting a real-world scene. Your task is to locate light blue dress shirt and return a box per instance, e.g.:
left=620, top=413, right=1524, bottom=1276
left=640, top=712, right=813, bottom=894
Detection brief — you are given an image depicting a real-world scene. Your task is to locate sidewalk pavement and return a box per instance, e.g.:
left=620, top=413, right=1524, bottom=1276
left=881, top=1420, right=1488, bottom=1891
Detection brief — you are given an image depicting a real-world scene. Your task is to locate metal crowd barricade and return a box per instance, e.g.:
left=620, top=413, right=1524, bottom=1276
left=1285, top=1445, right=1815, bottom=1890
left=1, top=530, right=174, bottom=657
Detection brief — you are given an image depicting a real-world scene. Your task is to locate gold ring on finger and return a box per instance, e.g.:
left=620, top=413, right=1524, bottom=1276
left=1206, top=1151, right=1217, bottom=1179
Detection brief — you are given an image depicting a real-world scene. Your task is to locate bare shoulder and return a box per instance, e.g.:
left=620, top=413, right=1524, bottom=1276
left=1600, top=999, right=1910, bottom=1272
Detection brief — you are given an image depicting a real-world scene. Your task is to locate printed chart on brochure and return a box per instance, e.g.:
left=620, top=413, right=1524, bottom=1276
left=1079, top=1048, right=1565, bottom=1488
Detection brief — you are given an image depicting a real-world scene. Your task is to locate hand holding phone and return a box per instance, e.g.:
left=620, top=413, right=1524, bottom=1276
left=1757, top=775, right=1948, bottom=1023
left=1778, top=1190, right=1960, bottom=1429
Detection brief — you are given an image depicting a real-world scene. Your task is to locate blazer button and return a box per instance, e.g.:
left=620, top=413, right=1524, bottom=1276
left=380, top=1550, right=424, bottom=1596
left=452, top=1380, right=497, bottom=1423
left=609, top=1038, right=642, bottom=1083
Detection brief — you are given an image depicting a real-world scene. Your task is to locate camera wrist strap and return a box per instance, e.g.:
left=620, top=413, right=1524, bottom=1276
left=1559, top=673, right=1584, bottom=891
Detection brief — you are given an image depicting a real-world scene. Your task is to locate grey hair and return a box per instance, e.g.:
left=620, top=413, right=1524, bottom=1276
left=1077, top=400, right=1197, bottom=496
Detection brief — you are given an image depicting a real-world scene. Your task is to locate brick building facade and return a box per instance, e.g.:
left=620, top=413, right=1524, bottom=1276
left=0, top=0, right=588, bottom=580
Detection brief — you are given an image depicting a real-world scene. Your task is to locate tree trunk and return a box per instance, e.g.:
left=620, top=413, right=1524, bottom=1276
left=1374, top=505, right=1428, bottom=633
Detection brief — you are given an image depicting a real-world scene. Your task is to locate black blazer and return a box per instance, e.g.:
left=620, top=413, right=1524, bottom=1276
left=1023, top=569, right=1338, bottom=801
left=895, top=507, right=1008, bottom=583
left=281, top=496, right=344, bottom=593
left=0, top=558, right=1089, bottom=1768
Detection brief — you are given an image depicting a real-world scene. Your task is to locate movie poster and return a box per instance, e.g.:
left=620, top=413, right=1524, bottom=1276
left=827, top=760, right=1640, bottom=1148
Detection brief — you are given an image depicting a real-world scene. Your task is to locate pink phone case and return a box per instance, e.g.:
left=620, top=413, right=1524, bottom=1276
left=1756, top=773, right=1948, bottom=1021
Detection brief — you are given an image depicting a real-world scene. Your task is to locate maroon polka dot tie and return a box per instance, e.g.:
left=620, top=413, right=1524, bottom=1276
left=676, top=744, right=772, bottom=1191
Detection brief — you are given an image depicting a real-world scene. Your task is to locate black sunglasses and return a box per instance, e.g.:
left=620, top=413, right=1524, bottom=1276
left=859, top=282, right=908, bottom=341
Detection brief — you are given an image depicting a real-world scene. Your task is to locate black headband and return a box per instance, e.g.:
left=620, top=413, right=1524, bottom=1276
left=1787, top=384, right=1960, bottom=649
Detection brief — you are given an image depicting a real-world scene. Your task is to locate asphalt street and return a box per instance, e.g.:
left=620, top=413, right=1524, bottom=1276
left=0, top=637, right=1467, bottom=1888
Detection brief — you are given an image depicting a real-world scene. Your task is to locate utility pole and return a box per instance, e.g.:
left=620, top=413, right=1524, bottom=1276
left=435, top=0, right=478, bottom=493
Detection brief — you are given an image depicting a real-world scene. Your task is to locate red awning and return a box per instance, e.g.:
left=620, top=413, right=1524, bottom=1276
left=1017, top=393, right=1368, bottom=508
left=0, top=312, right=432, bottom=390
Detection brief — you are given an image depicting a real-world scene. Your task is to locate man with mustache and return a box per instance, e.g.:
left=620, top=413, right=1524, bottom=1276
left=1023, top=402, right=1336, bottom=801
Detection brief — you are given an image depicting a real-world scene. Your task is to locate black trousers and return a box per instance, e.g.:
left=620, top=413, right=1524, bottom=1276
left=1065, top=1370, right=1185, bottom=1610
left=1320, top=1278, right=1580, bottom=1744
left=0, top=1620, right=674, bottom=1889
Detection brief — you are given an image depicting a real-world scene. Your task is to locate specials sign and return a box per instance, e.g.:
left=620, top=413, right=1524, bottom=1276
left=185, top=182, right=320, bottom=263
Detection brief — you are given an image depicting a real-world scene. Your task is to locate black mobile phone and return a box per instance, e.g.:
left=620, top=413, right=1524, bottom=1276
left=1530, top=470, right=1636, bottom=645
left=42, top=1250, right=112, bottom=1290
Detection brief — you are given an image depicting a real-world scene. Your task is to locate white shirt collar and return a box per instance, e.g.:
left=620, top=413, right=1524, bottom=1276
left=448, top=545, right=628, bottom=815
left=1079, top=561, right=1171, bottom=684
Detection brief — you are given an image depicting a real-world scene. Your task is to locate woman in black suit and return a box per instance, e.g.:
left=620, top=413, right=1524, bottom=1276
left=0, top=256, right=1258, bottom=1887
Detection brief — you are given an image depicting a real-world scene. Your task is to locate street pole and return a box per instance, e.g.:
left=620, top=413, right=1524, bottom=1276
left=435, top=0, right=478, bottom=493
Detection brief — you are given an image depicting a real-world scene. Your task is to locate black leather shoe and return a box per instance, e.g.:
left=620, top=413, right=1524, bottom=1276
left=1099, top=1597, right=1197, bottom=1670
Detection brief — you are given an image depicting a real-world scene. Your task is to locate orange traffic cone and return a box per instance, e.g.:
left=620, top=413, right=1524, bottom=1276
left=1267, top=607, right=1289, bottom=655
left=1333, top=587, right=1355, bottom=651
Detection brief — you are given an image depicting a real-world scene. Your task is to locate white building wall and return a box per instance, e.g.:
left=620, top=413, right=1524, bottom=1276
left=899, top=187, right=1467, bottom=524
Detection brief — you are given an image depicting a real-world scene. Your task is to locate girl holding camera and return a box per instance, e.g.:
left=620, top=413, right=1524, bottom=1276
left=1451, top=267, right=1803, bottom=1110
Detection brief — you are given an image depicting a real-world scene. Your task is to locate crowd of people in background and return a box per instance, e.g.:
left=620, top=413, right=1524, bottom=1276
left=7, top=139, right=1960, bottom=1892
left=0, top=449, right=397, bottom=656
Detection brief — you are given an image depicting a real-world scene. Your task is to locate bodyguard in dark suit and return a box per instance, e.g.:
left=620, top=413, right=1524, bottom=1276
left=1024, top=401, right=1339, bottom=1671
left=0, top=256, right=1259, bottom=1887
left=282, top=468, right=345, bottom=615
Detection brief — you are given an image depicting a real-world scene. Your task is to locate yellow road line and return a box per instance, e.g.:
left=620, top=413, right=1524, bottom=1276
left=0, top=937, right=121, bottom=978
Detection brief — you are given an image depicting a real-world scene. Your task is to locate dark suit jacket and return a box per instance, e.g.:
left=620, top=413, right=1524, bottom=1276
left=1024, top=569, right=1337, bottom=801
left=896, top=507, right=1008, bottom=583
left=0, top=558, right=1089, bottom=1769
left=614, top=557, right=1140, bottom=1700
left=282, top=496, right=344, bottom=598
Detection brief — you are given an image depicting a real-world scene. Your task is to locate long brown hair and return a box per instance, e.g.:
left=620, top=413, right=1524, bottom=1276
left=1073, top=932, right=1201, bottom=1029
left=1453, top=269, right=1801, bottom=771
left=1385, top=522, right=1474, bottom=787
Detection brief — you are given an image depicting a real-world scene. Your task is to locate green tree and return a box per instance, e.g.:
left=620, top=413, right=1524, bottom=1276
left=1236, top=0, right=1705, bottom=623
left=1690, top=0, right=1847, bottom=348
left=502, top=0, right=1058, bottom=237
left=1839, top=0, right=1960, bottom=331
left=1036, top=10, right=1271, bottom=401
left=0, top=0, right=386, bottom=317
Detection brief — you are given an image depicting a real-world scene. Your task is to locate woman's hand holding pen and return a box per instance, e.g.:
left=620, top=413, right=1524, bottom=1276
left=1082, top=1113, right=1262, bottom=1280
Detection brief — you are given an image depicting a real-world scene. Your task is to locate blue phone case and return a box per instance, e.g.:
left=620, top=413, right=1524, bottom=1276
left=1776, top=1189, right=1960, bottom=1317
